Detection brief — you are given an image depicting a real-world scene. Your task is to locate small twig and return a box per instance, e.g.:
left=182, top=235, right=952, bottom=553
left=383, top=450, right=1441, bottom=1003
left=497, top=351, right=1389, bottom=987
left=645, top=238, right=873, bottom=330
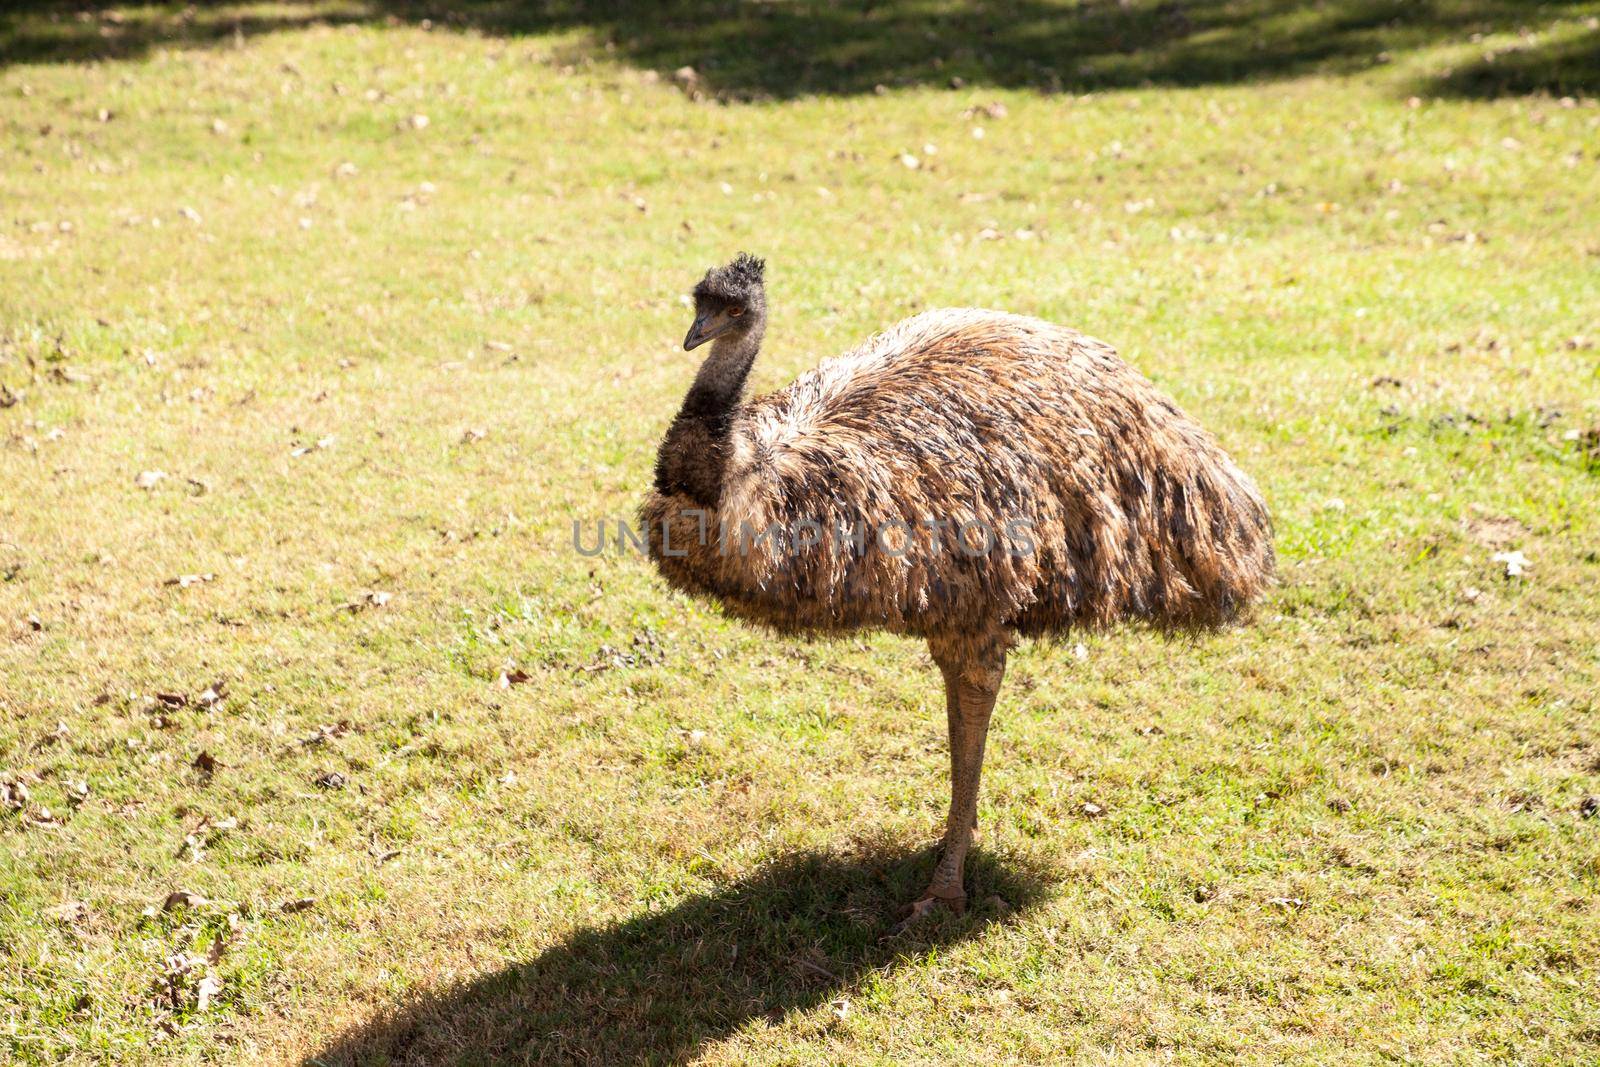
left=794, top=955, right=841, bottom=983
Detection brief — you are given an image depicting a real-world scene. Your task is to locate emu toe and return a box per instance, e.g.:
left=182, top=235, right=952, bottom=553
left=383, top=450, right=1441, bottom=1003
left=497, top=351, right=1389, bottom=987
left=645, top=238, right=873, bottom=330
left=895, top=889, right=966, bottom=932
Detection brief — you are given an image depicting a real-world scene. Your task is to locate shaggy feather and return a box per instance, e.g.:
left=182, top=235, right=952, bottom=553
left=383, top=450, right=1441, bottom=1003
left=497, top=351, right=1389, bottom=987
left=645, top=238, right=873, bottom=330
left=643, top=307, right=1273, bottom=644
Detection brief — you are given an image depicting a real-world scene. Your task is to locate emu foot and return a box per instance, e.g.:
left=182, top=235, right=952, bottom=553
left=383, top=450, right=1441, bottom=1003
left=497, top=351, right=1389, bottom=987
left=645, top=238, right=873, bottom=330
left=893, top=890, right=966, bottom=933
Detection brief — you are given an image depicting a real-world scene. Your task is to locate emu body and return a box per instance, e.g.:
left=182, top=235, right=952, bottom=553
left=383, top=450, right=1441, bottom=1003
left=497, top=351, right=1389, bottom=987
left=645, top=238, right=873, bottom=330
left=644, top=255, right=1273, bottom=916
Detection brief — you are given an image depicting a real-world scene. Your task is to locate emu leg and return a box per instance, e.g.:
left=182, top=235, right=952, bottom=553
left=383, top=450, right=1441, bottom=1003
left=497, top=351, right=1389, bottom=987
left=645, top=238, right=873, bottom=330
left=905, top=636, right=1007, bottom=921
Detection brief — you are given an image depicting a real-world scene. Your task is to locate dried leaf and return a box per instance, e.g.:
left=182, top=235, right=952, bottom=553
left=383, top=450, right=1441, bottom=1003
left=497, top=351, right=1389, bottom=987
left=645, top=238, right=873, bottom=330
left=341, top=590, right=391, bottom=613
left=156, top=951, right=202, bottom=1008
left=496, top=668, right=531, bottom=689
left=2, top=780, right=31, bottom=810
left=290, top=435, right=333, bottom=458
left=192, top=750, right=221, bottom=776
left=161, top=889, right=210, bottom=912
left=313, top=770, right=347, bottom=790
left=280, top=897, right=315, bottom=913
left=961, top=101, right=1008, bottom=121
left=195, top=971, right=223, bottom=1011
left=178, top=814, right=238, bottom=860
left=299, top=721, right=350, bottom=747
left=205, top=914, right=241, bottom=965
left=48, top=901, right=88, bottom=923
left=1491, top=550, right=1530, bottom=579
left=32, top=720, right=69, bottom=750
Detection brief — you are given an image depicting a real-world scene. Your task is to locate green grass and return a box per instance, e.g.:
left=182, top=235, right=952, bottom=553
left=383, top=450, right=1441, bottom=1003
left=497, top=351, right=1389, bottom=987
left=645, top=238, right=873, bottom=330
left=3, top=2, right=1599, bottom=1063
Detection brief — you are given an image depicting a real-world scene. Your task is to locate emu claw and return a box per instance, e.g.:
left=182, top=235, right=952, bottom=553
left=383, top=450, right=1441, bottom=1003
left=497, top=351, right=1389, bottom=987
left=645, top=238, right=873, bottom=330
left=893, top=891, right=966, bottom=934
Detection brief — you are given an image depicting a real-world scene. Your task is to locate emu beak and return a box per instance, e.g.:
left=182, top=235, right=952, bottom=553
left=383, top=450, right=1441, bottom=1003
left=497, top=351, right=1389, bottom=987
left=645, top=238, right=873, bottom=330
left=683, top=316, right=714, bottom=351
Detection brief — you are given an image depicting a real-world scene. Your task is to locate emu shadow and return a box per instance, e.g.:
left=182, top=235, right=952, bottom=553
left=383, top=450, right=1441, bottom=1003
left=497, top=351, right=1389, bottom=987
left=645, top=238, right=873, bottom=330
left=4, top=0, right=1594, bottom=100
left=307, top=844, right=1048, bottom=1066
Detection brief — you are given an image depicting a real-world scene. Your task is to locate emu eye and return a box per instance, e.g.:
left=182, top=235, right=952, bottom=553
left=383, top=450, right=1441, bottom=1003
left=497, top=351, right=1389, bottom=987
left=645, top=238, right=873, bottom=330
left=727, top=306, right=745, bottom=318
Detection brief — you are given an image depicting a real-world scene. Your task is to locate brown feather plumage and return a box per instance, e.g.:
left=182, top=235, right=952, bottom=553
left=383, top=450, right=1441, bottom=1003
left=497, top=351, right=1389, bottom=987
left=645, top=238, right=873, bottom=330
left=643, top=307, right=1273, bottom=643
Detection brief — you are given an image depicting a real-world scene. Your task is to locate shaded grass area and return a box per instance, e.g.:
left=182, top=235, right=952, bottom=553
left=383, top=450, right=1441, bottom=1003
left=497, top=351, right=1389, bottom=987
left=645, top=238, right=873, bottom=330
left=310, top=846, right=1048, bottom=1065
left=2, top=0, right=1600, bottom=1063
left=1432, top=21, right=1600, bottom=97
left=2, top=0, right=1598, bottom=98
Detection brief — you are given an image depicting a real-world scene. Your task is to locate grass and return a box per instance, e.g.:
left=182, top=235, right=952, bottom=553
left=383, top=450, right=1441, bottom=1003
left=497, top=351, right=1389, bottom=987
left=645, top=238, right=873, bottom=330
left=2, top=1, right=1599, bottom=1063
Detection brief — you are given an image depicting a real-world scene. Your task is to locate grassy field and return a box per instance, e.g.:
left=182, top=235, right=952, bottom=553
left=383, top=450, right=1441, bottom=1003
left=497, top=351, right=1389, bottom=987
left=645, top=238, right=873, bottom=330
left=3, top=1, right=1599, bottom=1063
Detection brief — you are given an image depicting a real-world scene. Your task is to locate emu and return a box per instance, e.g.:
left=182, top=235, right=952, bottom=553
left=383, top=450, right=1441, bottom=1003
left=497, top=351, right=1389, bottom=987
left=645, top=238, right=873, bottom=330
left=643, top=254, right=1273, bottom=920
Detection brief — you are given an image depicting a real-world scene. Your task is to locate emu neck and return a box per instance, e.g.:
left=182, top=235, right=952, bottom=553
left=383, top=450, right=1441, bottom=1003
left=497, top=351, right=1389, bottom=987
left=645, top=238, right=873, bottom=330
left=680, top=320, right=764, bottom=424
left=653, top=317, right=765, bottom=507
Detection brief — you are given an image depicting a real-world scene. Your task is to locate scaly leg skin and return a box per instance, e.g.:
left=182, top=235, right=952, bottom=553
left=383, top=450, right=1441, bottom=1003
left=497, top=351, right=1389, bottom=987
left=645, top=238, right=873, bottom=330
left=901, top=632, right=1007, bottom=927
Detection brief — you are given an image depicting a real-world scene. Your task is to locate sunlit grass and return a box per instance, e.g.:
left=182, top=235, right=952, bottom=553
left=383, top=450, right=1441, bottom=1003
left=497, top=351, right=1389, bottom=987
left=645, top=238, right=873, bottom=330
left=2, top=2, right=1599, bottom=1063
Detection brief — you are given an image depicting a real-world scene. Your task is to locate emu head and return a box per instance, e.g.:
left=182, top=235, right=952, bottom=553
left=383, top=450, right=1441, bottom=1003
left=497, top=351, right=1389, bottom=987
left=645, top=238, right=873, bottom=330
left=685, top=252, right=765, bottom=351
